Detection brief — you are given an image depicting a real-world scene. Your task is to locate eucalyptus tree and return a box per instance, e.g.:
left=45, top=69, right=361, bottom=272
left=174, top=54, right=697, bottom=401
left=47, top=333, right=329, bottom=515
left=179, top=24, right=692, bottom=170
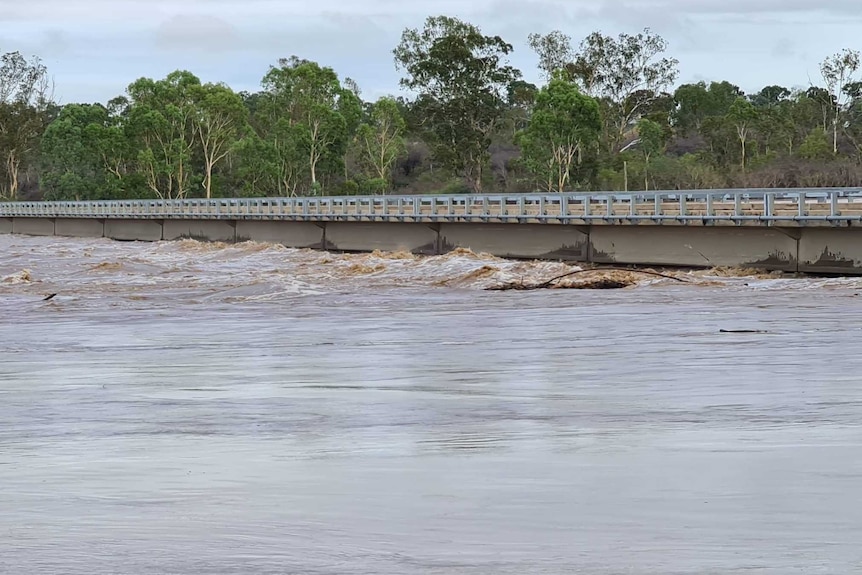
left=821, top=48, right=860, bottom=153
left=636, top=117, right=664, bottom=190
left=258, top=57, right=361, bottom=194
left=41, top=103, right=138, bottom=199
left=125, top=70, right=201, bottom=199
left=192, top=82, right=247, bottom=198
left=394, top=15, right=521, bottom=192
left=727, top=97, right=758, bottom=170
left=0, top=51, right=51, bottom=199
left=530, top=28, right=678, bottom=152
left=354, top=96, right=406, bottom=190
left=516, top=76, right=601, bottom=192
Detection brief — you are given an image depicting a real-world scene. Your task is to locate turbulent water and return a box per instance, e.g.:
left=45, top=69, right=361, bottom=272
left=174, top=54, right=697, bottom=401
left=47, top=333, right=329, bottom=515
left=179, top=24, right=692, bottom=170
left=2, top=234, right=862, bottom=574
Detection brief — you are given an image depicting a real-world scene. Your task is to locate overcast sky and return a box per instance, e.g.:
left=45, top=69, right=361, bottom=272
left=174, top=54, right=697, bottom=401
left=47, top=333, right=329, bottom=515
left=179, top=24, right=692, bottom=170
left=1, top=0, right=860, bottom=104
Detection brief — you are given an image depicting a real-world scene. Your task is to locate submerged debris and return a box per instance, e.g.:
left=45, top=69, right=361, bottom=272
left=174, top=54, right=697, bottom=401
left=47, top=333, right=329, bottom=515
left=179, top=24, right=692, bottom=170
left=719, top=329, right=769, bottom=334
left=486, top=267, right=690, bottom=291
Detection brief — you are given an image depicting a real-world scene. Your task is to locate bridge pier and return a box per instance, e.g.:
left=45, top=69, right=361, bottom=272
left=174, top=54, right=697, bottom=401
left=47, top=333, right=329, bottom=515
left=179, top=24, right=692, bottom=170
left=104, top=219, right=163, bottom=242
left=798, top=227, right=862, bottom=274
left=325, top=222, right=438, bottom=254
left=439, top=223, right=589, bottom=260
left=234, top=220, right=324, bottom=248
left=11, top=217, right=55, bottom=236
left=55, top=218, right=105, bottom=238
left=163, top=220, right=236, bottom=242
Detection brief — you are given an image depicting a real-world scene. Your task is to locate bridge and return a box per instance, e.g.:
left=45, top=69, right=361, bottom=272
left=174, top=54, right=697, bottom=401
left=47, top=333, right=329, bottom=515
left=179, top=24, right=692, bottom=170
left=4, top=188, right=862, bottom=274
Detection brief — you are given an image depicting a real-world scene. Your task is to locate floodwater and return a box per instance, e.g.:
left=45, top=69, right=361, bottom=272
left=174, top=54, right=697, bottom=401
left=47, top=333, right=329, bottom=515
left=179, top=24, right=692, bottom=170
left=2, top=235, right=862, bottom=574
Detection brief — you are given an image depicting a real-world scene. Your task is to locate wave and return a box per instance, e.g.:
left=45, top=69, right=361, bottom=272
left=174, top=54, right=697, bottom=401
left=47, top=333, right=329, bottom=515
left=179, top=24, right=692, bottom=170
left=3, top=236, right=862, bottom=308
left=2, top=269, right=33, bottom=284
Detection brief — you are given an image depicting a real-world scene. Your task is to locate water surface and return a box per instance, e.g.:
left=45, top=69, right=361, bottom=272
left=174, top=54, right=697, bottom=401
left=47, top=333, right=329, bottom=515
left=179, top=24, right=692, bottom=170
left=2, top=235, right=861, bottom=574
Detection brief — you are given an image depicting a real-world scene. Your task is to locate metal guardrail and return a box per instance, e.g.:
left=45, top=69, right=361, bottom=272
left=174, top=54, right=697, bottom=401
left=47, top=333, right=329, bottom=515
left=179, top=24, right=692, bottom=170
left=3, top=188, right=862, bottom=225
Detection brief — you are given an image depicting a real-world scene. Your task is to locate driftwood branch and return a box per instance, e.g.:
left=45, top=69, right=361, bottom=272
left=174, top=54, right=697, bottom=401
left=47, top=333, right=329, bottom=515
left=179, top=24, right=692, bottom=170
left=486, top=266, right=690, bottom=291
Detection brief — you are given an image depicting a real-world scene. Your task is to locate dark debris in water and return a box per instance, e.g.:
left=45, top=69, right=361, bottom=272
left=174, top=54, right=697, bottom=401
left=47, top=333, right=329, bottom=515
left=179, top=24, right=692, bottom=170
left=488, top=277, right=632, bottom=290
left=486, top=266, right=689, bottom=291
left=719, top=329, right=769, bottom=334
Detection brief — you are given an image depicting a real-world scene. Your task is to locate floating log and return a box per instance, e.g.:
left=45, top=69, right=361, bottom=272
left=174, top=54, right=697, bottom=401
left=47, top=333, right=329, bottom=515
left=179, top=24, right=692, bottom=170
left=486, top=266, right=690, bottom=291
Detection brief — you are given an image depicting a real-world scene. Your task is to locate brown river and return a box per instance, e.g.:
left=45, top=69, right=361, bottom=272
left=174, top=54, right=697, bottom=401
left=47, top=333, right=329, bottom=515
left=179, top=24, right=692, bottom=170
left=2, top=234, right=862, bottom=574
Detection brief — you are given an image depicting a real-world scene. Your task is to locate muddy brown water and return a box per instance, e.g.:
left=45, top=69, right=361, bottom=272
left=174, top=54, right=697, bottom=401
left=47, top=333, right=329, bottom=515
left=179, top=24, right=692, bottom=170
left=2, top=235, right=862, bottom=574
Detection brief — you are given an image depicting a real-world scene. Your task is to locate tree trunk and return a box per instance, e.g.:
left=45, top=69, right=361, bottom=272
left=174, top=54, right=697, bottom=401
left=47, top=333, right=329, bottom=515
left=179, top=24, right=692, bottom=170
left=644, top=154, right=650, bottom=191
left=205, top=162, right=213, bottom=199
left=465, top=161, right=482, bottom=193
left=834, top=117, right=839, bottom=154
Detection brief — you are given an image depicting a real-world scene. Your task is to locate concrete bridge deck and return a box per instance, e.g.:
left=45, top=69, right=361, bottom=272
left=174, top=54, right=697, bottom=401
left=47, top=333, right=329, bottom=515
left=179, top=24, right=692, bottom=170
left=4, top=189, right=862, bottom=274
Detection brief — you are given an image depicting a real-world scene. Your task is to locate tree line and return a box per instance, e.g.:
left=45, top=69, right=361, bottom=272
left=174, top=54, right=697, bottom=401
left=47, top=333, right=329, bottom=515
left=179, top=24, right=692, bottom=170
left=2, top=16, right=862, bottom=201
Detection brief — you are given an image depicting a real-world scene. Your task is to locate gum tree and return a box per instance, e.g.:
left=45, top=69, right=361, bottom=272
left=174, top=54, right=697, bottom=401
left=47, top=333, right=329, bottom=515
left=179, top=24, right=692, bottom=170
left=394, top=15, right=521, bottom=192
left=354, top=96, right=406, bottom=190
left=516, top=76, right=601, bottom=192
left=0, top=51, right=51, bottom=199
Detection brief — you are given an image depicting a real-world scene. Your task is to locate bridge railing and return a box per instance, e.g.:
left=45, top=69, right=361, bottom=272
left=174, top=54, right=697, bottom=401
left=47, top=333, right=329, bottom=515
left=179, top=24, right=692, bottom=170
left=4, top=188, right=862, bottom=223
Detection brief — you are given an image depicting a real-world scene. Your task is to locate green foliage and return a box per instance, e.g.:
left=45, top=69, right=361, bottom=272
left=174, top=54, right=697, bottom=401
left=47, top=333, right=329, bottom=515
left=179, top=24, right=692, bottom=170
left=516, top=78, right=601, bottom=192
left=728, top=97, right=758, bottom=169
left=637, top=117, right=665, bottom=189
left=798, top=128, right=833, bottom=161
left=231, top=134, right=279, bottom=196
left=672, top=81, right=743, bottom=135
left=821, top=49, right=860, bottom=153
left=353, top=97, right=406, bottom=184
left=560, top=28, right=678, bottom=152
left=368, top=178, right=389, bottom=194
left=126, top=70, right=201, bottom=199
left=394, top=15, right=521, bottom=192
left=339, top=179, right=360, bottom=195
left=41, top=103, right=145, bottom=200
left=193, top=82, right=248, bottom=198
left=257, top=57, right=361, bottom=194
left=12, top=18, right=862, bottom=201
left=0, top=51, right=51, bottom=199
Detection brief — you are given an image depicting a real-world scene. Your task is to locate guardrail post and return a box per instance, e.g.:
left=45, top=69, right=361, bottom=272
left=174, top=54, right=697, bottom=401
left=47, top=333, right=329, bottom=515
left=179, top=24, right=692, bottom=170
left=797, top=192, right=805, bottom=218
left=831, top=191, right=839, bottom=217
left=765, top=193, right=773, bottom=219
left=679, top=194, right=687, bottom=217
